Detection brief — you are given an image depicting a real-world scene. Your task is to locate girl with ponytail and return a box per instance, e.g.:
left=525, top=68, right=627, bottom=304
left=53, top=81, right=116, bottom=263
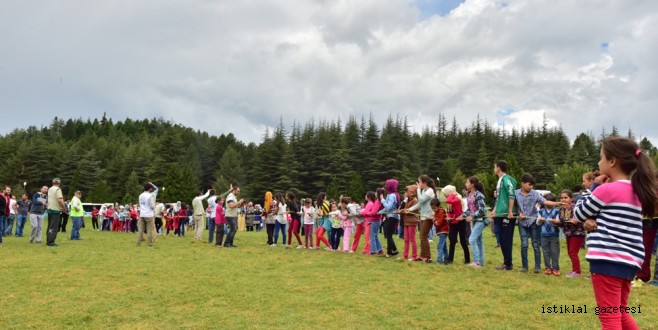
left=574, top=136, right=657, bottom=329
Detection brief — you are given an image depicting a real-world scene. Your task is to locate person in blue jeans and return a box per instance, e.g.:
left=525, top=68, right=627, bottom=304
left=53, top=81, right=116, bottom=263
left=462, top=176, right=488, bottom=268
left=15, top=193, right=31, bottom=237
left=431, top=198, right=449, bottom=264
left=515, top=173, right=562, bottom=273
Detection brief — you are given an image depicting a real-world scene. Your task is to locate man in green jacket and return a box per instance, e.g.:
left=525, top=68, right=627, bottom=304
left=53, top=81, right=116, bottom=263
left=490, top=160, right=518, bottom=271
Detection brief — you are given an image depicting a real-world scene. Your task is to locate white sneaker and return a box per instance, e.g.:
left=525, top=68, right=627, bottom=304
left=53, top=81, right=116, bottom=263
left=631, top=279, right=644, bottom=288
left=296, top=245, right=304, bottom=249
left=270, top=244, right=277, bottom=247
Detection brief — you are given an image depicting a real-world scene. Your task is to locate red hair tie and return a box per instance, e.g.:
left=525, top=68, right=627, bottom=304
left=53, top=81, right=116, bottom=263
left=635, top=149, right=642, bottom=158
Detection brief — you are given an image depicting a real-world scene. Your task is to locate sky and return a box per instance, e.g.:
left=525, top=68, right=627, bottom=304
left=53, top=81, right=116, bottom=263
left=1, top=0, right=657, bottom=144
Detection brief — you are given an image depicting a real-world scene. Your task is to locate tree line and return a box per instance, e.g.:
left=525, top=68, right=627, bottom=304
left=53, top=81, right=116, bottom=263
left=1, top=114, right=656, bottom=205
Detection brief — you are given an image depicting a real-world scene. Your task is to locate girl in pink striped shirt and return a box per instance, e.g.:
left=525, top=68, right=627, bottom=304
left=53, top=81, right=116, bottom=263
left=574, top=137, right=657, bottom=330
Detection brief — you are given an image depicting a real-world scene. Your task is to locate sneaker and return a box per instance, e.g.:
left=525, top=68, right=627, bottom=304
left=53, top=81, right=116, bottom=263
left=407, top=258, right=415, bottom=261
left=648, top=280, right=658, bottom=287
left=270, top=244, right=277, bottom=247
left=296, top=245, right=304, bottom=249
left=534, top=268, right=541, bottom=274
left=495, top=265, right=513, bottom=271
left=545, top=269, right=552, bottom=275
left=47, top=243, right=59, bottom=247
left=566, top=272, right=581, bottom=278
left=553, top=270, right=561, bottom=276
left=521, top=268, right=528, bottom=273
left=472, top=263, right=482, bottom=268
left=348, top=250, right=354, bottom=253
left=631, top=279, right=644, bottom=288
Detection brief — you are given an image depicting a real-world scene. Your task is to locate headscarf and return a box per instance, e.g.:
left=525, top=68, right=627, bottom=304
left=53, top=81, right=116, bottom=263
left=385, top=179, right=400, bottom=205
left=264, top=191, right=273, bottom=212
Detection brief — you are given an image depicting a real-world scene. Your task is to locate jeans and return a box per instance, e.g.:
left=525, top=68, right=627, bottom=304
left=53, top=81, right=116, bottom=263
left=16, top=214, right=27, bottom=236
left=4, top=214, right=15, bottom=236
left=331, top=227, right=344, bottom=250
left=496, top=217, right=516, bottom=268
left=225, top=217, right=237, bottom=246
left=208, top=218, right=215, bottom=243
left=436, top=233, right=448, bottom=263
left=30, top=214, right=44, bottom=243
left=428, top=225, right=435, bottom=241
left=70, top=216, right=83, bottom=240
left=60, top=213, right=69, bottom=232
left=383, top=217, right=399, bottom=255
left=274, top=221, right=287, bottom=244
left=566, top=236, right=585, bottom=274
left=493, top=218, right=501, bottom=245
left=369, top=221, right=383, bottom=253
left=288, top=219, right=302, bottom=246
left=266, top=223, right=275, bottom=245
left=0, top=215, right=4, bottom=243
left=215, top=224, right=225, bottom=246
left=518, top=222, right=541, bottom=270
left=591, top=273, right=638, bottom=329
left=469, top=221, right=486, bottom=266
left=403, top=226, right=418, bottom=259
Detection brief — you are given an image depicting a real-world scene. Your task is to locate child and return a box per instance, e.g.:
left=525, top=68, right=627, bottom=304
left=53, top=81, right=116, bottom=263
left=515, top=173, right=561, bottom=273
left=339, top=197, right=354, bottom=253
left=574, top=137, right=657, bottom=329
left=431, top=198, right=449, bottom=264
left=443, top=185, right=470, bottom=265
left=328, top=202, right=343, bottom=251
left=404, top=175, right=436, bottom=263
left=176, top=203, right=188, bottom=237
left=558, top=190, right=585, bottom=278
left=360, top=190, right=383, bottom=255
left=536, top=193, right=561, bottom=275
left=165, top=206, right=174, bottom=235
left=286, top=192, right=303, bottom=248
left=214, top=197, right=226, bottom=247
left=302, top=199, right=315, bottom=249
left=348, top=199, right=364, bottom=253
left=315, top=193, right=331, bottom=249
left=399, top=186, right=419, bottom=261
left=462, top=176, right=488, bottom=268
left=381, top=179, right=400, bottom=257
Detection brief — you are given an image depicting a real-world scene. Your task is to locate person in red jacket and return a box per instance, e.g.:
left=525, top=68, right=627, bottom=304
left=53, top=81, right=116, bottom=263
left=431, top=198, right=449, bottom=264
left=443, top=185, right=470, bottom=265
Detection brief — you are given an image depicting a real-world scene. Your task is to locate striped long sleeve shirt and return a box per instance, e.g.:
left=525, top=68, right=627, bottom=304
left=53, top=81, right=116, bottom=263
left=573, top=180, right=644, bottom=280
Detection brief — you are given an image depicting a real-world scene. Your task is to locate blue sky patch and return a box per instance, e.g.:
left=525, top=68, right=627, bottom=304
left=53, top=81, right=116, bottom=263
left=601, top=42, right=609, bottom=51
left=415, top=0, right=465, bottom=19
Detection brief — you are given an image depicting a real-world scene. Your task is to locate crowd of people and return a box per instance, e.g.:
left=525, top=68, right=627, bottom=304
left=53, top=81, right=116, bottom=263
left=1, top=136, right=657, bottom=329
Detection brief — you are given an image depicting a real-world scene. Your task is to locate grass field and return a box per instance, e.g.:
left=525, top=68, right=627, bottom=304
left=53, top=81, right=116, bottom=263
left=1, top=220, right=657, bottom=329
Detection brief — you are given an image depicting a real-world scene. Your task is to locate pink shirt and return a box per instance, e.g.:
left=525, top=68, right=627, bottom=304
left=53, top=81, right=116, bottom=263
left=214, top=204, right=226, bottom=225
left=360, top=200, right=382, bottom=223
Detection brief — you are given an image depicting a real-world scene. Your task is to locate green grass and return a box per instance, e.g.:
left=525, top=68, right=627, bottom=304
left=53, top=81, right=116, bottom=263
left=1, top=220, right=657, bottom=329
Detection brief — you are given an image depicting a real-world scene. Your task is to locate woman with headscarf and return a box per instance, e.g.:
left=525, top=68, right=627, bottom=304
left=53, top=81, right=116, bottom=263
left=381, top=179, right=400, bottom=257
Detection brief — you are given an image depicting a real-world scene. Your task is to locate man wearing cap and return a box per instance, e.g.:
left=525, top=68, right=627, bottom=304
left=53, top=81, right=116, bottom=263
left=137, top=182, right=158, bottom=246
left=47, top=178, right=67, bottom=247
left=69, top=191, right=84, bottom=240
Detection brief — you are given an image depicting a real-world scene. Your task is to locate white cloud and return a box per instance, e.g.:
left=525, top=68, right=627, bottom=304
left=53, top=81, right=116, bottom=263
left=1, top=0, right=657, bottom=145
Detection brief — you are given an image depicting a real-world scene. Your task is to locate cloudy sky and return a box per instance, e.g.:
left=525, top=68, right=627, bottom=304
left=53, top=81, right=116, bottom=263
left=1, top=0, right=657, bottom=144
